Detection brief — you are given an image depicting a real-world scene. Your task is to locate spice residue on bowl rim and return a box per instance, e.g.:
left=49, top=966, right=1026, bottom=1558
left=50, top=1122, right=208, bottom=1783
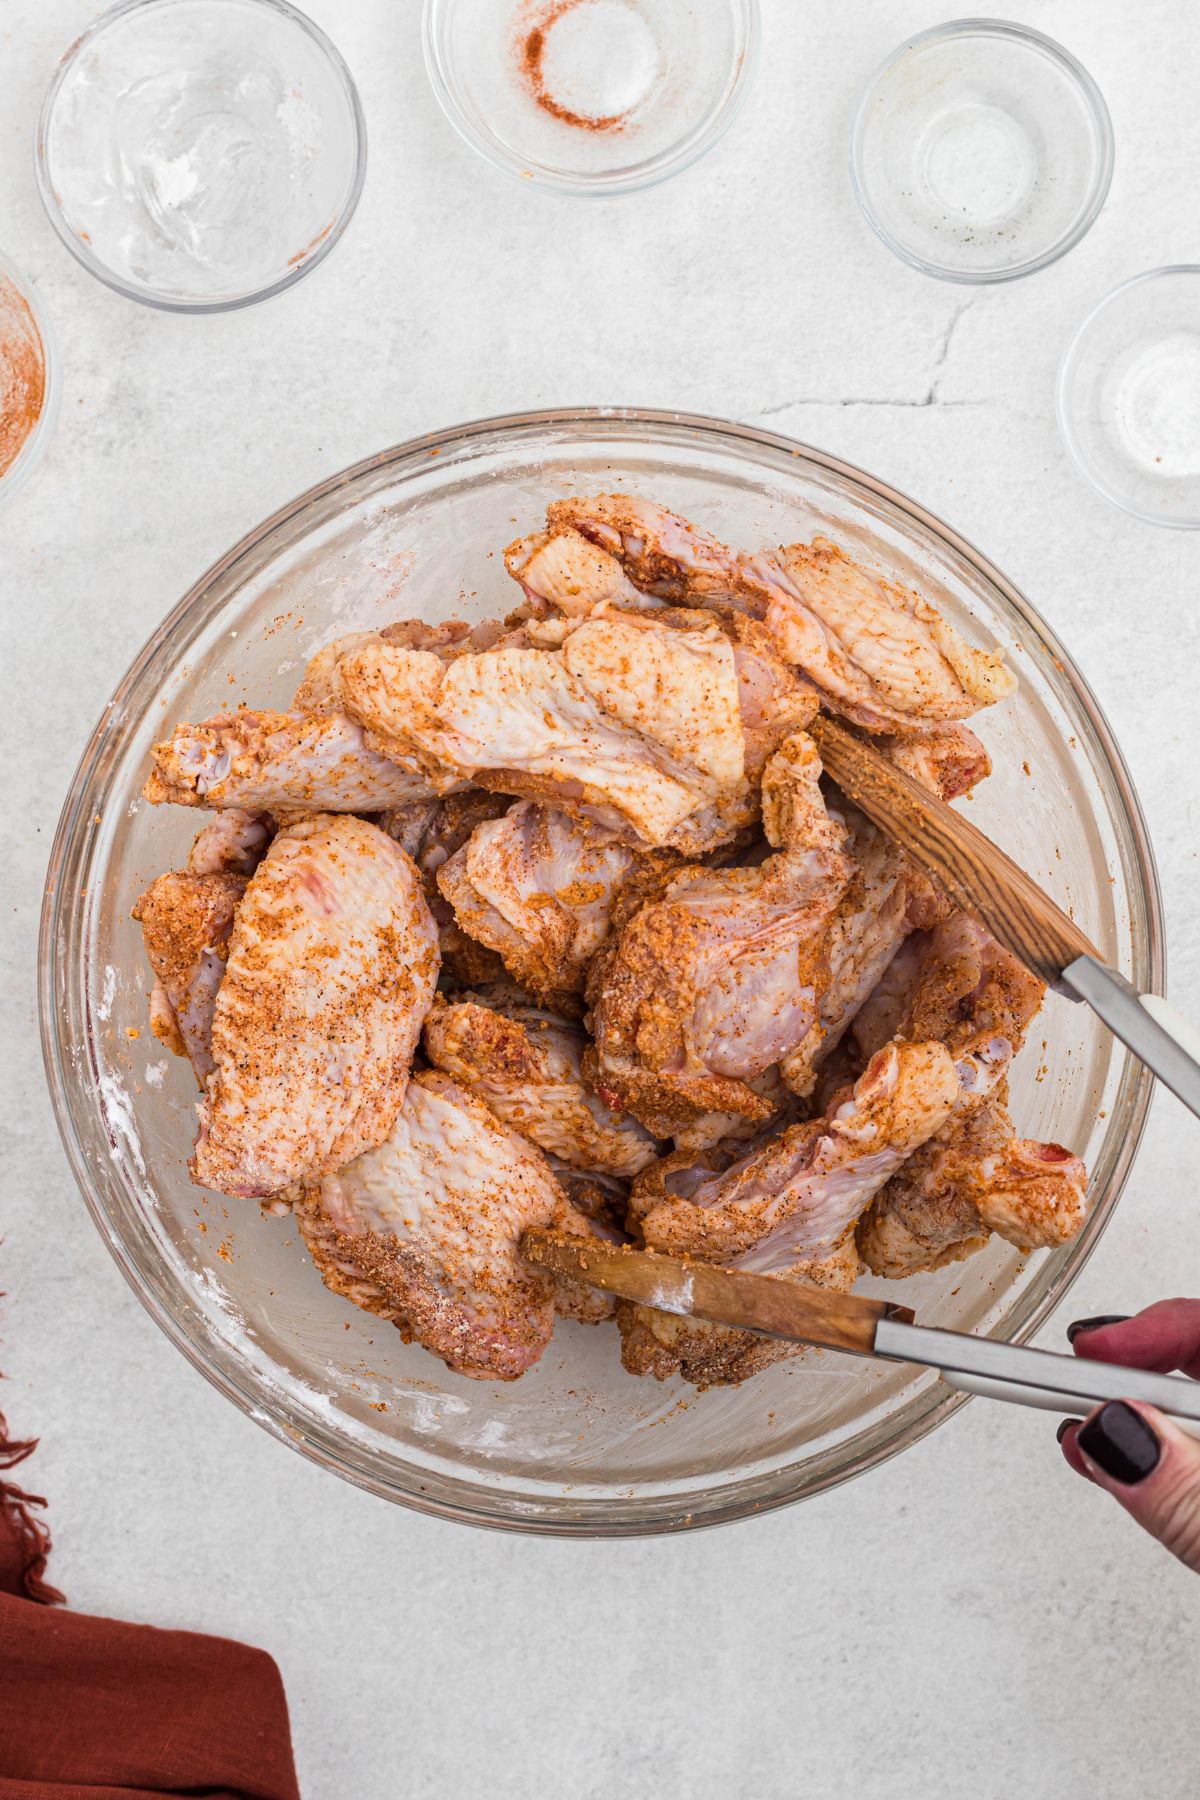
left=0, top=272, right=47, bottom=482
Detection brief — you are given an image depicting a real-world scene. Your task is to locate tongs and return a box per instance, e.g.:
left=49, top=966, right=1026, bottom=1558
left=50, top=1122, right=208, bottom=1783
left=523, top=1233, right=1200, bottom=1436
left=810, top=714, right=1200, bottom=1121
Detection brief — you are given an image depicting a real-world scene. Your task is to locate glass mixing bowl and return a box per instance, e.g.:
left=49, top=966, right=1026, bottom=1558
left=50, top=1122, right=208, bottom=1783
left=40, top=408, right=1161, bottom=1534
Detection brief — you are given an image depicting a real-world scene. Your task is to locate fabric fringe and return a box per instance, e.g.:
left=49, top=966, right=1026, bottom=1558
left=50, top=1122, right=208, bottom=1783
left=1, top=1263, right=63, bottom=1604
left=0, top=1409, right=64, bottom=1606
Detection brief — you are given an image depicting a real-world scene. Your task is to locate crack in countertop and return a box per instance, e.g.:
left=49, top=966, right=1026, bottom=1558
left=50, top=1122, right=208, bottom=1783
left=754, top=394, right=989, bottom=416
left=756, top=295, right=982, bottom=417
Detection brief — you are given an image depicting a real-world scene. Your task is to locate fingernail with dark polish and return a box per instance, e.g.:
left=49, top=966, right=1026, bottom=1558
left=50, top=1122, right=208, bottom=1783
left=1077, top=1402, right=1161, bottom=1485
left=1066, top=1314, right=1130, bottom=1344
left=1056, top=1418, right=1075, bottom=1444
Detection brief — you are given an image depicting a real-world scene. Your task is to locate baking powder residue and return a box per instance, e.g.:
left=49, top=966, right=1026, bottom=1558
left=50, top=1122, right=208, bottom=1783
left=0, top=275, right=45, bottom=481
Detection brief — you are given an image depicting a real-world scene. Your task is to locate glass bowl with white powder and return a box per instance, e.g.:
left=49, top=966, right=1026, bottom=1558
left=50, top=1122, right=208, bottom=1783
left=423, top=0, right=759, bottom=196
left=1058, top=267, right=1200, bottom=529
left=850, top=19, right=1113, bottom=285
left=35, top=0, right=366, bottom=312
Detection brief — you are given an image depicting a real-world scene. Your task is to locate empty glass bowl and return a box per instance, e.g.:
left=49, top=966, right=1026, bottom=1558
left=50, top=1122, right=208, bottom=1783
left=35, top=0, right=366, bottom=311
left=851, top=19, right=1113, bottom=283
left=423, top=0, right=759, bottom=195
left=41, top=409, right=1160, bottom=1533
left=1058, top=267, right=1200, bottom=528
left=0, top=250, right=59, bottom=508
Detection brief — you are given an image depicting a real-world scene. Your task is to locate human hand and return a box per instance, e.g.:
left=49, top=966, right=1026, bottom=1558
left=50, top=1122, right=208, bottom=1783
left=1058, top=1300, right=1200, bottom=1572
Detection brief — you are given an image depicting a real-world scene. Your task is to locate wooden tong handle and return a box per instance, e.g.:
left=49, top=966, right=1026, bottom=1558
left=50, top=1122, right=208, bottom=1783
left=810, top=714, right=1097, bottom=985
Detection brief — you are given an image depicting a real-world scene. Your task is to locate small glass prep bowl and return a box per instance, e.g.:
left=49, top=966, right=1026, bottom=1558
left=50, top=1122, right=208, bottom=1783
left=35, top=0, right=366, bottom=312
left=423, top=0, right=759, bottom=196
left=850, top=19, right=1113, bottom=284
left=0, top=250, right=60, bottom=508
left=1057, top=267, right=1200, bottom=529
left=41, top=408, right=1160, bottom=1534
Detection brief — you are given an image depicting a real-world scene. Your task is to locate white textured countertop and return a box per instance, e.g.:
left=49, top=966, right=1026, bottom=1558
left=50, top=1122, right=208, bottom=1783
left=2, top=3, right=1198, bottom=1795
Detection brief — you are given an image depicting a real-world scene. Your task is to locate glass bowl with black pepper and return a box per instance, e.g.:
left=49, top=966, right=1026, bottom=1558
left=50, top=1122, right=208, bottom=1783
left=423, top=0, right=760, bottom=196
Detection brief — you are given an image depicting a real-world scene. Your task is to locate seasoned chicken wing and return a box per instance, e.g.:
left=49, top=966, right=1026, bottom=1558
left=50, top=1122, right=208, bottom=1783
left=878, top=723, right=991, bottom=801
left=773, top=811, right=904, bottom=1097
left=436, top=800, right=681, bottom=1010
left=379, top=790, right=512, bottom=987
left=772, top=538, right=1015, bottom=727
left=132, top=870, right=247, bottom=1082
left=508, top=535, right=818, bottom=794
left=852, top=912, right=1045, bottom=1088
left=145, top=708, right=436, bottom=813
left=632, top=1039, right=959, bottom=1270
left=858, top=1093, right=1088, bottom=1275
left=331, top=614, right=749, bottom=849
left=296, top=1071, right=558, bottom=1379
left=186, top=808, right=275, bottom=876
left=134, top=485, right=1078, bottom=1389
left=851, top=914, right=1066, bottom=1268
left=193, top=814, right=439, bottom=1197
left=147, top=627, right=484, bottom=819
left=548, top=495, right=1015, bottom=731
left=617, top=1236, right=861, bottom=1388
left=506, top=528, right=657, bottom=619
left=587, top=732, right=853, bottom=1135
left=588, top=840, right=851, bottom=1136
left=423, top=993, right=659, bottom=1177
left=292, top=618, right=510, bottom=714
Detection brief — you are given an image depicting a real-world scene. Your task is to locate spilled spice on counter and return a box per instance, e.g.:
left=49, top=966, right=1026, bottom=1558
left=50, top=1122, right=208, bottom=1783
left=518, top=0, right=628, bottom=132
left=0, top=273, right=46, bottom=481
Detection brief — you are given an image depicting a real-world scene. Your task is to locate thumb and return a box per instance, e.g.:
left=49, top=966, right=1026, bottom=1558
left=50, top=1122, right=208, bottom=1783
left=1062, top=1401, right=1200, bottom=1572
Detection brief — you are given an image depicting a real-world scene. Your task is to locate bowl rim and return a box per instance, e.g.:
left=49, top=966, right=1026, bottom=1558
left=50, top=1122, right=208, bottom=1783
left=849, top=15, right=1115, bottom=286
left=1056, top=263, right=1200, bottom=529
left=39, top=404, right=1164, bottom=1534
left=33, top=0, right=368, bottom=314
left=421, top=0, right=761, bottom=198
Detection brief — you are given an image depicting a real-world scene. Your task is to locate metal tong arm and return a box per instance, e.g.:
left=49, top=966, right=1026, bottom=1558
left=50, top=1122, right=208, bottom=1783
left=876, top=1318, right=1200, bottom=1438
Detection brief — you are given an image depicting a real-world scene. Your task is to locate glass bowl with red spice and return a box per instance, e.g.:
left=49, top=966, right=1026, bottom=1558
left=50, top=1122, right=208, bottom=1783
left=0, top=251, right=58, bottom=507
left=423, top=0, right=759, bottom=195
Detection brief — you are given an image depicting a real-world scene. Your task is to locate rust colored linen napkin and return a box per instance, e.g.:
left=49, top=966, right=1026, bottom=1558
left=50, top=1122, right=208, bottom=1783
left=0, top=1384, right=300, bottom=1800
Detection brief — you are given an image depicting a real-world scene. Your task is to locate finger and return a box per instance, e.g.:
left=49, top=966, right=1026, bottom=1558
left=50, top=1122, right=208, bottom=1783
left=1056, top=1418, right=1091, bottom=1480
left=1067, top=1299, right=1200, bottom=1377
left=1073, top=1400, right=1200, bottom=1572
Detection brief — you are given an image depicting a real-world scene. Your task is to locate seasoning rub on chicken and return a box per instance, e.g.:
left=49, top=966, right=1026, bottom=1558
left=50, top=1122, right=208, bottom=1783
left=135, top=489, right=1087, bottom=1388
left=193, top=813, right=439, bottom=1198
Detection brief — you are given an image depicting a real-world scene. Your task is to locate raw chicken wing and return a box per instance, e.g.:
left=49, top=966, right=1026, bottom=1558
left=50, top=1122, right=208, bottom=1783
left=587, top=732, right=852, bottom=1134
left=379, top=790, right=511, bottom=986
left=632, top=1039, right=959, bottom=1270
left=437, top=800, right=680, bottom=1010
left=505, top=528, right=657, bottom=619
left=549, top=495, right=1015, bottom=731
left=296, top=1071, right=558, bottom=1379
left=146, top=708, right=436, bottom=813
left=423, top=992, right=659, bottom=1177
left=852, top=913, right=1045, bottom=1089
left=858, top=1093, right=1088, bottom=1275
left=193, top=813, right=439, bottom=1197
left=186, top=809, right=274, bottom=876
left=331, top=615, right=748, bottom=848
left=132, top=870, right=246, bottom=1081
